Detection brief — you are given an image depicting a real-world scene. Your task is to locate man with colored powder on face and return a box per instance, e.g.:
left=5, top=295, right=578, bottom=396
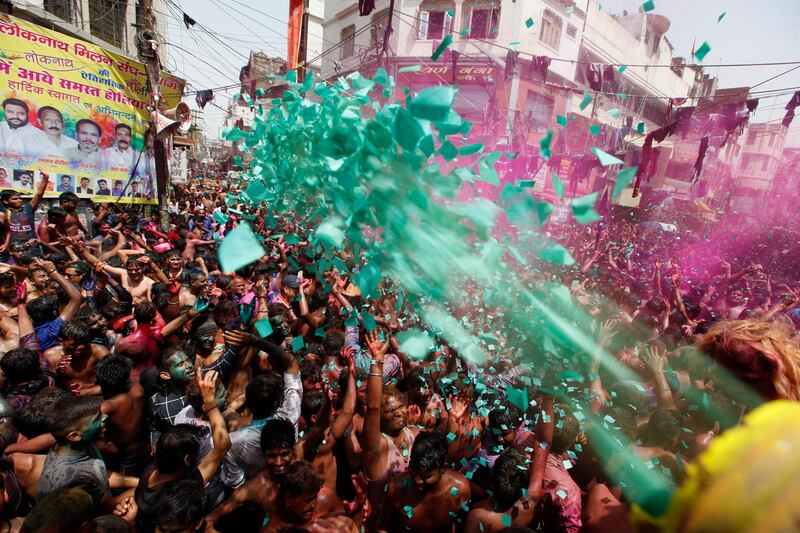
left=379, top=431, right=472, bottom=532
left=146, top=346, right=196, bottom=445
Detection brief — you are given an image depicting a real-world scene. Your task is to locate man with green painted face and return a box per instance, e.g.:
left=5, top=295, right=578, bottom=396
left=147, top=346, right=196, bottom=445
left=36, top=396, right=116, bottom=509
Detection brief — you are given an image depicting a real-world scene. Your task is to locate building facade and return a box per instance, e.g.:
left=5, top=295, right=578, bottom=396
left=727, top=122, right=788, bottom=217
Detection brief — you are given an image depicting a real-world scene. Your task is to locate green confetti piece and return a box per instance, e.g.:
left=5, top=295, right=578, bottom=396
left=232, top=155, right=243, bottom=167
left=637, top=122, right=646, bottom=134
left=291, top=336, right=305, bottom=352
left=694, top=41, right=711, bottom=61
left=642, top=0, right=655, bottom=12
left=398, top=65, right=422, bottom=73
left=431, top=34, right=453, bottom=61
left=556, top=115, right=567, bottom=127
left=556, top=489, right=568, bottom=499
left=213, top=210, right=229, bottom=225
left=501, top=515, right=512, bottom=527
left=717, top=11, right=726, bottom=22
left=518, top=180, right=535, bottom=188
left=246, top=180, right=268, bottom=202
left=450, top=486, right=460, bottom=496
left=591, top=147, right=624, bottom=166
left=447, top=9, right=455, bottom=16
left=618, top=64, right=627, bottom=74
left=613, top=166, right=638, bottom=199
left=217, top=222, right=266, bottom=273
left=540, top=130, right=554, bottom=159
left=608, top=108, right=621, bottom=118
left=255, top=318, right=273, bottom=338
left=538, top=242, right=575, bottom=266
left=410, top=86, right=456, bottom=121
left=372, top=67, right=390, bottom=86
left=459, top=142, right=483, bottom=156
left=525, top=17, right=534, bottom=28
left=356, top=262, right=381, bottom=298
left=617, top=93, right=628, bottom=100
left=440, top=141, right=458, bottom=161
left=505, top=385, right=529, bottom=411
left=589, top=124, right=601, bottom=135
left=579, top=92, right=593, bottom=110
left=315, top=218, right=345, bottom=248
left=394, top=108, right=425, bottom=150
left=362, top=313, right=377, bottom=332
left=571, top=192, right=602, bottom=224
left=552, top=173, right=565, bottom=197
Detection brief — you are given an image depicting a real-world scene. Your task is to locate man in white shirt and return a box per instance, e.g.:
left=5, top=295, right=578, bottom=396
left=31, top=106, right=77, bottom=159
left=63, top=119, right=102, bottom=163
left=0, top=98, right=40, bottom=156
left=102, top=124, right=140, bottom=173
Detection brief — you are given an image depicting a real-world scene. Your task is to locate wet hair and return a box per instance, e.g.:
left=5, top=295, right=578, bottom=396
left=260, top=418, right=296, bottom=452
left=280, top=461, right=322, bottom=498
left=300, top=358, right=321, bottom=386
left=0, top=271, right=14, bottom=287
left=247, top=372, right=284, bottom=419
left=91, top=514, right=132, bottom=533
left=645, top=409, right=683, bottom=450
left=154, top=479, right=207, bottom=530
left=157, top=346, right=188, bottom=373
left=21, top=487, right=94, bottom=532
left=46, top=206, right=67, bottom=220
left=94, top=355, right=133, bottom=398
left=134, top=300, right=156, bottom=324
left=301, top=390, right=326, bottom=424
left=492, top=448, right=529, bottom=510
left=322, top=332, right=344, bottom=355
left=69, top=261, right=91, bottom=280
left=49, top=251, right=71, bottom=267
left=58, top=191, right=79, bottom=204
left=551, top=409, right=580, bottom=455
left=488, top=405, right=520, bottom=433
left=15, top=388, right=69, bottom=438
left=155, top=424, right=203, bottom=474
left=48, top=396, right=102, bottom=444
left=101, top=300, right=132, bottom=321
left=25, top=296, right=60, bottom=325
left=0, top=190, right=20, bottom=206
left=0, top=348, right=40, bottom=384
left=60, top=320, right=91, bottom=344
left=408, top=431, right=448, bottom=478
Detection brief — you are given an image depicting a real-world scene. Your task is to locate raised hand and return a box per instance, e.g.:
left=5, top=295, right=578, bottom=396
left=365, top=330, right=388, bottom=364
left=198, top=370, right=218, bottom=407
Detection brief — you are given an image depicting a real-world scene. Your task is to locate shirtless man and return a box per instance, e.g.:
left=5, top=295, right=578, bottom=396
left=94, top=354, right=150, bottom=477
left=45, top=319, right=109, bottom=396
left=261, top=461, right=359, bottom=533
left=90, top=255, right=168, bottom=303
left=163, top=249, right=185, bottom=280
left=379, top=431, right=471, bottom=533
left=464, top=396, right=554, bottom=533
left=362, top=330, right=420, bottom=529
left=205, top=419, right=351, bottom=532
left=179, top=268, right=210, bottom=308
left=297, top=349, right=356, bottom=490
left=57, top=192, right=88, bottom=238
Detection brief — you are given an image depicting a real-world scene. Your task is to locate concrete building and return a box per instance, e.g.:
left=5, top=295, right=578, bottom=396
left=5, top=0, right=169, bottom=63
left=728, top=122, right=788, bottom=217
left=239, top=52, right=288, bottom=102
left=307, top=0, right=325, bottom=73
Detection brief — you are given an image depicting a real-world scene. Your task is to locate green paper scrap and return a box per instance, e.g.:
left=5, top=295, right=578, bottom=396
left=362, top=313, right=377, bottom=332
left=717, top=11, right=726, bottom=22
left=450, top=486, right=460, bottom=496
left=291, top=335, right=305, bottom=352
left=566, top=6, right=573, bottom=14
left=372, top=67, right=390, bottom=86
left=255, top=318, right=273, bottom=338
left=505, top=385, right=529, bottom=412
left=446, top=9, right=455, bottom=16
left=552, top=173, right=565, bottom=197
left=637, top=122, right=646, bottom=134
left=694, top=41, right=711, bottom=61
left=571, top=192, right=602, bottom=224
left=397, top=328, right=435, bottom=359
left=539, top=242, right=575, bottom=266
left=233, top=156, right=243, bottom=167
left=431, top=34, right=453, bottom=61
left=501, top=515, right=512, bottom=527
left=518, top=180, right=535, bottom=188
left=356, top=262, right=381, bottom=298
left=618, top=64, right=627, bottom=74
left=613, top=166, right=638, bottom=199
left=509, top=41, right=520, bottom=46
left=440, top=141, right=458, bottom=160
left=247, top=180, right=268, bottom=202
left=217, top=222, right=266, bottom=273
left=213, top=210, right=229, bottom=225
left=589, top=124, right=602, bottom=135
left=579, top=92, right=593, bottom=111
left=525, top=17, right=534, bottom=28
left=540, top=130, right=554, bottom=159
left=315, top=218, right=345, bottom=248
left=591, top=147, right=624, bottom=166
left=398, top=65, right=422, bottom=73
left=642, top=0, right=655, bottom=12
left=410, top=86, right=456, bottom=121
left=459, top=142, right=483, bottom=156
left=608, top=108, right=621, bottom=118
left=556, top=115, right=567, bottom=127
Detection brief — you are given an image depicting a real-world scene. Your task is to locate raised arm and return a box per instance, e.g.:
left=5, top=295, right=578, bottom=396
left=30, top=170, right=49, bottom=211
left=33, top=258, right=82, bottom=321
left=642, top=345, right=676, bottom=411
left=330, top=352, right=357, bottom=439
left=362, top=330, right=388, bottom=479
left=527, top=394, right=554, bottom=504
left=197, top=371, right=231, bottom=484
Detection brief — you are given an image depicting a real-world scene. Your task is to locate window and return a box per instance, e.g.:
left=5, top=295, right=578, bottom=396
left=524, top=90, right=555, bottom=132
left=566, top=24, right=577, bottom=39
left=762, top=156, right=769, bottom=171
left=340, top=25, right=355, bottom=59
left=44, top=0, right=74, bottom=22
left=89, top=0, right=127, bottom=49
left=746, top=131, right=756, bottom=145
left=539, top=9, right=562, bottom=50
left=417, top=2, right=455, bottom=40
left=462, top=1, right=501, bottom=39
left=768, top=133, right=775, bottom=147
left=371, top=8, right=390, bottom=45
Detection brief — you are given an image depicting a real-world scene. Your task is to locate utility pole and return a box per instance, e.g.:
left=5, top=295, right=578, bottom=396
left=137, top=0, right=169, bottom=210
left=296, top=0, right=310, bottom=80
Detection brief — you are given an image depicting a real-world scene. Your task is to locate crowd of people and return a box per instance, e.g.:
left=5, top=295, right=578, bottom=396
left=0, top=170, right=794, bottom=533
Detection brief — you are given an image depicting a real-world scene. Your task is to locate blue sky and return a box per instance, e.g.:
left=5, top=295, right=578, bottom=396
left=165, top=0, right=800, bottom=145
